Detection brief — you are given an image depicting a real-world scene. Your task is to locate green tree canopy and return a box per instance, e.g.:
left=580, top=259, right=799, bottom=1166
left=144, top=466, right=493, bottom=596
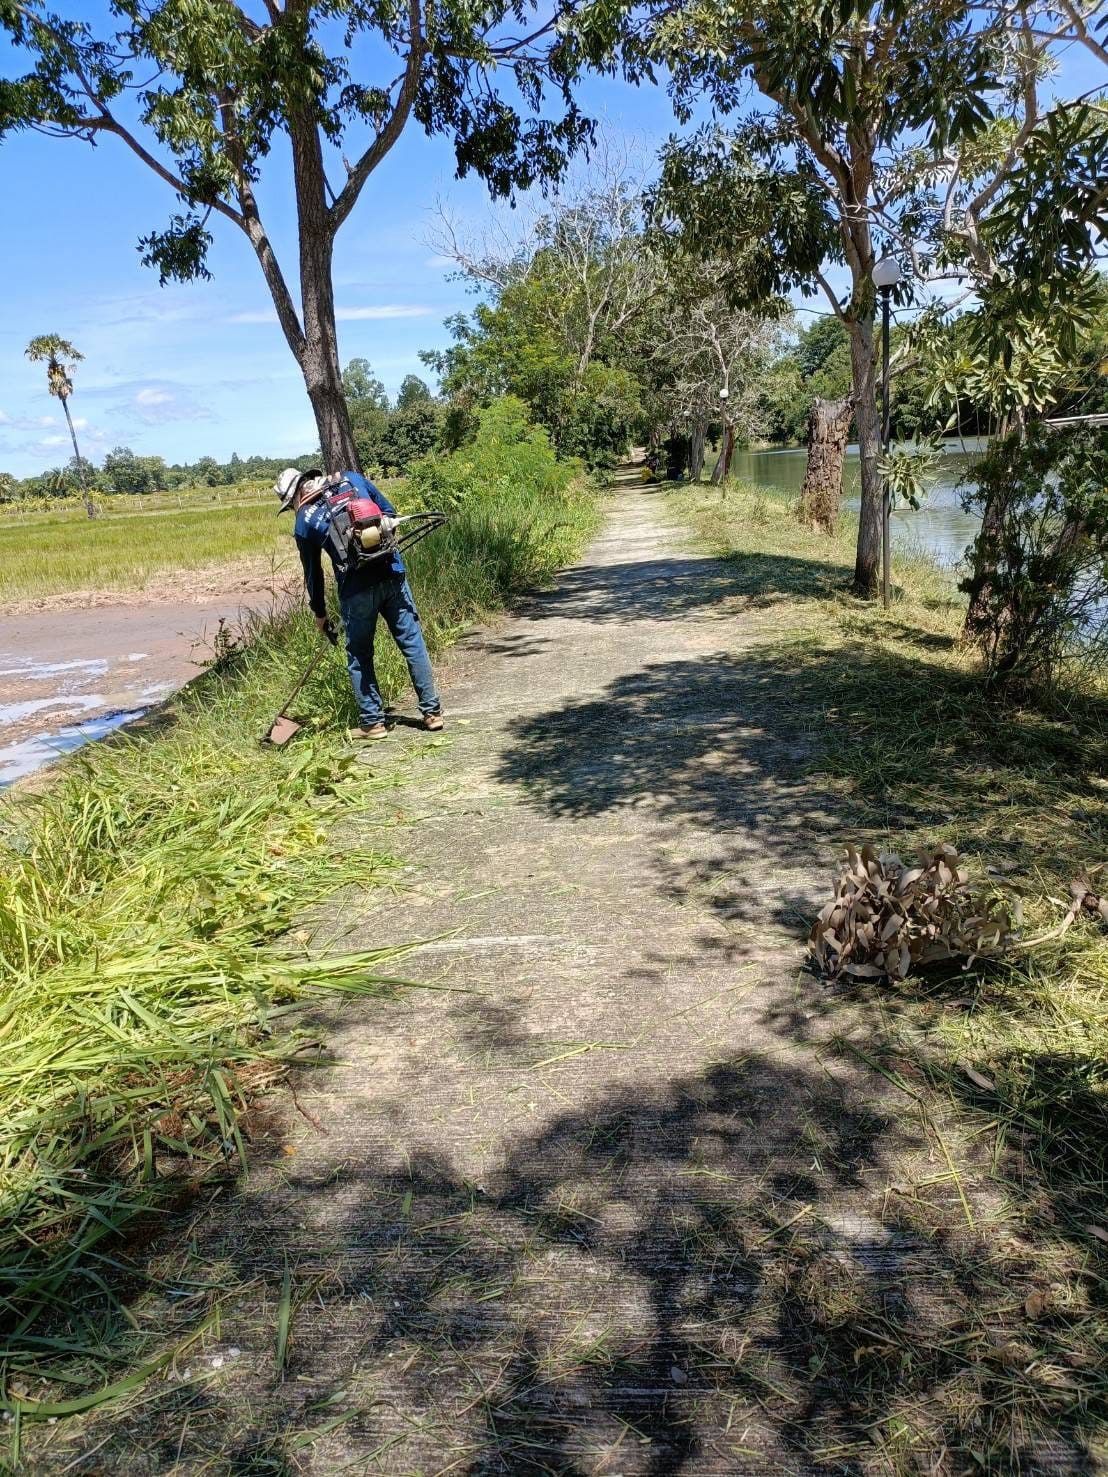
left=1, top=0, right=603, bottom=468
left=637, top=0, right=1108, bottom=592
left=397, top=375, right=433, bottom=410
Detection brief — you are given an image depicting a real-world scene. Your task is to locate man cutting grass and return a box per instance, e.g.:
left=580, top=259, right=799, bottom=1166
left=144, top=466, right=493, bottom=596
left=275, top=466, right=443, bottom=739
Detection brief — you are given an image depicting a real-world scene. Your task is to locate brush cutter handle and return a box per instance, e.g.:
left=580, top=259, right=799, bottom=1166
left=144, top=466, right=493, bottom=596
left=394, top=511, right=448, bottom=555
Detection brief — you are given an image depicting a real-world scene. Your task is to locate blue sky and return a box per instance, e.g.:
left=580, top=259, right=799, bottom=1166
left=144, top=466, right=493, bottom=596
left=1, top=16, right=1102, bottom=478
left=0, top=15, right=681, bottom=477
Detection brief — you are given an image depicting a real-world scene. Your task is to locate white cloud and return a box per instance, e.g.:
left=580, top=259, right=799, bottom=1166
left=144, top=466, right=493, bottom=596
left=0, top=412, right=57, bottom=430
left=337, top=304, right=434, bottom=321
left=118, top=384, right=212, bottom=426
left=227, top=304, right=434, bottom=325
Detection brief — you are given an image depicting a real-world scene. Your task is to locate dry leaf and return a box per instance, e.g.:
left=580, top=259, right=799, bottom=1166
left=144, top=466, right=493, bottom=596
left=963, top=1065, right=997, bottom=1092
left=1084, top=1224, right=1108, bottom=1245
left=1024, top=1290, right=1051, bottom=1318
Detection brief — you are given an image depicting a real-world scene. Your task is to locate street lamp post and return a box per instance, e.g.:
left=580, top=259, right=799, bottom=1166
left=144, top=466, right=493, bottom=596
left=872, top=255, right=902, bottom=611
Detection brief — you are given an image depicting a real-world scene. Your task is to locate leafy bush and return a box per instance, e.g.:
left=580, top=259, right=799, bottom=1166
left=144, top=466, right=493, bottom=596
left=961, top=424, right=1108, bottom=690
left=406, top=395, right=583, bottom=513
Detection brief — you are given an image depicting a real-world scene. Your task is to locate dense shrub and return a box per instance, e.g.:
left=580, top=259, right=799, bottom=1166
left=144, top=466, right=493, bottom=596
left=961, top=423, right=1108, bottom=690
left=406, top=395, right=583, bottom=512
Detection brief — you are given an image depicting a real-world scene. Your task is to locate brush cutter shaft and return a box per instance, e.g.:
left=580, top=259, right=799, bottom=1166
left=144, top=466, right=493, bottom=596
left=272, top=622, right=337, bottom=723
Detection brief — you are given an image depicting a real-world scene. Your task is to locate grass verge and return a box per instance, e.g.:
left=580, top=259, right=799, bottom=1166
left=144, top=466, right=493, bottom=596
left=678, top=477, right=1108, bottom=1467
left=0, top=466, right=599, bottom=1416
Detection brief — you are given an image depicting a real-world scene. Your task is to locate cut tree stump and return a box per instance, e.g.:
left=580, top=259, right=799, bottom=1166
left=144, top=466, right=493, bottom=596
left=797, top=394, right=853, bottom=534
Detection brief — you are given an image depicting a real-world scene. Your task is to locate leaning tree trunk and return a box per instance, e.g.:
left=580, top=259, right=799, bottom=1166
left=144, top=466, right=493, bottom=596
left=848, top=317, right=882, bottom=595
left=291, top=113, right=361, bottom=472
left=797, top=394, right=854, bottom=534
left=60, top=394, right=96, bottom=519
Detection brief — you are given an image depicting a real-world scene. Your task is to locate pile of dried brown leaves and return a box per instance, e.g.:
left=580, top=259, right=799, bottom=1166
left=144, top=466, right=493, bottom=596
left=809, top=843, right=1016, bottom=981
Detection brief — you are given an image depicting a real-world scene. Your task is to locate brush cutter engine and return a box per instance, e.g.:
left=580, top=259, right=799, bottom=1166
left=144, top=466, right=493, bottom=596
left=305, top=474, right=446, bottom=576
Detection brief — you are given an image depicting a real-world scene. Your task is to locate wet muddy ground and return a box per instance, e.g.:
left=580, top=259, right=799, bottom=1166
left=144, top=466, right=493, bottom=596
left=0, top=600, right=248, bottom=784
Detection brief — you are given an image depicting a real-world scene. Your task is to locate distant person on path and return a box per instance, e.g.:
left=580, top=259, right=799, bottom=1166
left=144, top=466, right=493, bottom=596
left=274, top=466, right=443, bottom=740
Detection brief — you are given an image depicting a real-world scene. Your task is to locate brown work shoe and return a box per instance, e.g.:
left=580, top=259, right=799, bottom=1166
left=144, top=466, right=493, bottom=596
left=422, top=711, right=445, bottom=732
left=348, top=722, right=388, bottom=741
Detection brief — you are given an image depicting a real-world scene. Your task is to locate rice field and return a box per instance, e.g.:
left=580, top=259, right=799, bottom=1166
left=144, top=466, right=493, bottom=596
left=0, top=478, right=405, bottom=603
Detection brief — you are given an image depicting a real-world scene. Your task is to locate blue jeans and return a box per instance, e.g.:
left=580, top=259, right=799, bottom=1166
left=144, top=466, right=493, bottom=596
left=340, top=576, right=439, bottom=726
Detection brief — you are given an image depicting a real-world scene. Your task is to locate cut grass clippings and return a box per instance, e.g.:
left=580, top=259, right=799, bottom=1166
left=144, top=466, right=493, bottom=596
left=679, top=477, right=1108, bottom=1467
left=0, top=466, right=601, bottom=1421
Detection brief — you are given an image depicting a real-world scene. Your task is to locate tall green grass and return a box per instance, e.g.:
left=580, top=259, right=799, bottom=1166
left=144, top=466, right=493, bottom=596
left=0, top=457, right=599, bottom=1367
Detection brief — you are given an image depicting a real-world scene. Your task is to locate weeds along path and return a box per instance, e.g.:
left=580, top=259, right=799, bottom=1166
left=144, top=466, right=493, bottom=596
left=39, top=483, right=1091, bottom=1471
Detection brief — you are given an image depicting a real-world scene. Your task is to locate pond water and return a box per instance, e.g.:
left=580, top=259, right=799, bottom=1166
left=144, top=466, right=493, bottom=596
left=731, top=439, right=987, bottom=571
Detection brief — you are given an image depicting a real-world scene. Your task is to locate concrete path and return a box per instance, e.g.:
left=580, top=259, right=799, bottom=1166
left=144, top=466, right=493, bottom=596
left=159, top=485, right=940, bottom=1473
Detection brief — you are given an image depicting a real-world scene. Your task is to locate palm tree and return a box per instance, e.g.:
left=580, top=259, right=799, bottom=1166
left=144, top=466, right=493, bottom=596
left=25, top=335, right=97, bottom=518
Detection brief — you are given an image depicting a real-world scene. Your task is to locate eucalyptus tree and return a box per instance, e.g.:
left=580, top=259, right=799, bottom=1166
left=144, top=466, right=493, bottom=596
left=433, top=144, right=663, bottom=394
left=1, top=1, right=599, bottom=469
left=25, top=334, right=96, bottom=517
left=643, top=266, right=786, bottom=481
left=642, top=0, right=1108, bottom=595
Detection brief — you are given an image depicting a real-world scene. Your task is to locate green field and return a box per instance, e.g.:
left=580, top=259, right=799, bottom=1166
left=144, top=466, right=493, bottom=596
left=0, top=479, right=401, bottom=603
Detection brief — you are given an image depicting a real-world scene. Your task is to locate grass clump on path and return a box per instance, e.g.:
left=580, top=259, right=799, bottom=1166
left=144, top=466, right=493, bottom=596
left=0, top=443, right=599, bottom=1403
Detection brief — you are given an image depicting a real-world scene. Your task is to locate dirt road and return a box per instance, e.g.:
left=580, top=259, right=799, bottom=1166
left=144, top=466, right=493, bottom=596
left=40, top=483, right=1051, bottom=1474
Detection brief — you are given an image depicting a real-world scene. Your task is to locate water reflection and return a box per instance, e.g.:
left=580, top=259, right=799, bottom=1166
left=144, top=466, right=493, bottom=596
left=0, top=707, right=148, bottom=788
left=731, top=440, right=985, bottom=571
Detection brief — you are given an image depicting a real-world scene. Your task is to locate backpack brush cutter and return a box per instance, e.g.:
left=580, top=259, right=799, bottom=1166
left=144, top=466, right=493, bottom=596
left=263, top=486, right=448, bottom=746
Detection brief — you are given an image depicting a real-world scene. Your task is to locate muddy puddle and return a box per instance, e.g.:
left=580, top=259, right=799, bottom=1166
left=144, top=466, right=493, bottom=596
left=0, top=601, right=248, bottom=786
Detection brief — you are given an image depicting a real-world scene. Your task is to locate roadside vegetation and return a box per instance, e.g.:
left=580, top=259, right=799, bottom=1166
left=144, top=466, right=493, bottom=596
left=0, top=404, right=597, bottom=1428
left=678, top=476, right=1108, bottom=1460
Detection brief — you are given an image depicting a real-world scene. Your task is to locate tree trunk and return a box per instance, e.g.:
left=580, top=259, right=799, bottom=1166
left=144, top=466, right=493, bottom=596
left=690, top=416, right=707, bottom=482
left=961, top=484, right=1010, bottom=645
left=961, top=415, right=1018, bottom=645
left=797, top=394, right=853, bottom=533
left=709, top=420, right=734, bottom=486
left=720, top=420, right=735, bottom=482
left=61, top=394, right=96, bottom=519
left=848, top=317, right=881, bottom=595
left=290, top=113, right=361, bottom=472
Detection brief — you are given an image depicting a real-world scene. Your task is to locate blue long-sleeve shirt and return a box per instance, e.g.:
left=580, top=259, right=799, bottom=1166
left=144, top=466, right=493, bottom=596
left=294, top=471, right=405, bottom=617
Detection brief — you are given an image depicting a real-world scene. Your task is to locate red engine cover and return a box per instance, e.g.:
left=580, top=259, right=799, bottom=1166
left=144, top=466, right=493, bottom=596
left=347, top=496, right=382, bottom=525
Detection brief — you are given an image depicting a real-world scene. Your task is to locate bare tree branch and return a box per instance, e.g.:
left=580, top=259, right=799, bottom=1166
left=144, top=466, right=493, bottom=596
left=330, top=0, right=424, bottom=233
